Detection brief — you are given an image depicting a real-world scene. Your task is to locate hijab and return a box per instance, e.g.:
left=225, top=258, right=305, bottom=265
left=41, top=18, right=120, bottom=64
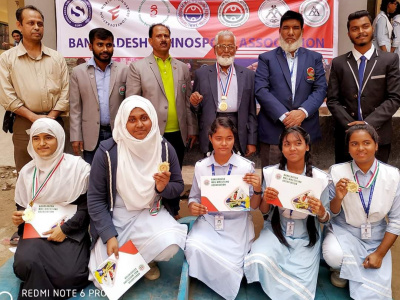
left=15, top=118, right=90, bottom=208
left=113, top=96, right=162, bottom=211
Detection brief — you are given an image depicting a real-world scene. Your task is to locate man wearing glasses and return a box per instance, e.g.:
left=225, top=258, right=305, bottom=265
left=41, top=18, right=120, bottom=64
left=255, top=10, right=327, bottom=168
left=190, top=30, right=257, bottom=157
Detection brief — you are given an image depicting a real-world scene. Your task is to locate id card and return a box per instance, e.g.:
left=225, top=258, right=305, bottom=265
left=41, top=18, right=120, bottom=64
left=215, top=215, right=224, bottom=231
left=361, top=223, right=371, bottom=240
left=286, top=221, right=295, bottom=237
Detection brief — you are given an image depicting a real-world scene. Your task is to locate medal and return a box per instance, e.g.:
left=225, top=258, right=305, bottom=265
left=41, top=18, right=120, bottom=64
left=158, top=162, right=170, bottom=173
left=219, top=101, right=228, bottom=111
left=22, top=206, right=36, bottom=222
left=346, top=181, right=359, bottom=193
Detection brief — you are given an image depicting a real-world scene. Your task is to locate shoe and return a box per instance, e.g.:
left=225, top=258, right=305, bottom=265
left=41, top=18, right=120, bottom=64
left=10, top=231, right=19, bottom=246
left=144, top=262, right=160, bottom=280
left=330, top=269, right=348, bottom=288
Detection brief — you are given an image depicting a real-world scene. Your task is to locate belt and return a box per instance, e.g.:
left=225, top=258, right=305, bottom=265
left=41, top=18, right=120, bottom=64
left=100, top=124, right=112, bottom=131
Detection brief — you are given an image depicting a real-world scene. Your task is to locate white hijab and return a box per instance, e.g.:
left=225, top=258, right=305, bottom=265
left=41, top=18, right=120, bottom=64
left=113, top=96, right=162, bottom=211
left=15, top=118, right=90, bottom=208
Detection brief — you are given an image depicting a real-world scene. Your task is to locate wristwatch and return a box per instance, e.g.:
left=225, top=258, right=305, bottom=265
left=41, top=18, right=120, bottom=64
left=253, top=190, right=262, bottom=195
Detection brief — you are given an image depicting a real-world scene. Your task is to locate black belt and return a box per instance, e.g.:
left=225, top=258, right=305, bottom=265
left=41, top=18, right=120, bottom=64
left=100, top=124, right=112, bottom=131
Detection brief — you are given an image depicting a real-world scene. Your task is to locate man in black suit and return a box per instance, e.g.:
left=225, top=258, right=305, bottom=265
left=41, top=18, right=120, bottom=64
left=189, top=30, right=257, bottom=156
left=327, top=10, right=400, bottom=163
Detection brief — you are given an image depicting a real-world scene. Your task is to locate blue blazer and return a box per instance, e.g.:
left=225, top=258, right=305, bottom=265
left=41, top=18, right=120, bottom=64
left=256, top=47, right=327, bottom=144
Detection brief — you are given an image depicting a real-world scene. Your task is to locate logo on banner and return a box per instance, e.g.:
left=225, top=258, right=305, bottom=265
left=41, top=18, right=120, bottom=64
left=300, top=0, right=330, bottom=27
left=258, top=0, right=290, bottom=28
left=63, top=0, right=92, bottom=28
left=100, top=0, right=130, bottom=27
left=177, top=0, right=210, bottom=29
left=218, top=0, right=249, bottom=28
left=139, top=0, right=170, bottom=26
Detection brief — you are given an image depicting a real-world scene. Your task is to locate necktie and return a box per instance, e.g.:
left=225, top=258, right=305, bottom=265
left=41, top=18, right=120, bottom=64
left=357, top=56, right=366, bottom=121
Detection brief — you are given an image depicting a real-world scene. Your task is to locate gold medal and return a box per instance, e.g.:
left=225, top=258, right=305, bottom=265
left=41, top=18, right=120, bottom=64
left=219, top=101, right=228, bottom=111
left=158, top=162, right=170, bottom=173
left=22, top=206, right=35, bottom=222
left=347, top=181, right=359, bottom=193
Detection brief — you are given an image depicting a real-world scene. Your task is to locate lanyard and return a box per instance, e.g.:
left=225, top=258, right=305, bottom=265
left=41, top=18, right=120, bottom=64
left=358, top=180, right=376, bottom=219
left=30, top=154, right=64, bottom=206
left=216, top=63, right=233, bottom=98
left=211, top=163, right=233, bottom=176
left=351, top=161, right=379, bottom=189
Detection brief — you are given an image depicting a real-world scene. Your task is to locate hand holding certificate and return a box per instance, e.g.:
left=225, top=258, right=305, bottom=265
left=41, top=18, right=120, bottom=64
left=268, top=169, right=325, bottom=216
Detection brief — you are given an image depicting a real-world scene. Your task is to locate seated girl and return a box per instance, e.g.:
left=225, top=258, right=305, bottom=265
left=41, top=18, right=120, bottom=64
left=88, top=96, right=187, bottom=284
left=12, top=118, right=91, bottom=298
left=244, top=126, right=331, bottom=300
left=185, top=117, right=261, bottom=300
left=323, top=124, right=400, bottom=299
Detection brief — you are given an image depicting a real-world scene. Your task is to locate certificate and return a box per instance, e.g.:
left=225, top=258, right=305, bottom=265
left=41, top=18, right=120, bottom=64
left=23, top=203, right=77, bottom=239
left=200, top=175, right=250, bottom=212
left=268, top=169, right=324, bottom=216
left=93, top=240, right=150, bottom=300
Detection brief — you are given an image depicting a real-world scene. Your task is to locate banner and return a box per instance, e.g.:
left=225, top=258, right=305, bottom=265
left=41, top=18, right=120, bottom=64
left=56, top=0, right=338, bottom=68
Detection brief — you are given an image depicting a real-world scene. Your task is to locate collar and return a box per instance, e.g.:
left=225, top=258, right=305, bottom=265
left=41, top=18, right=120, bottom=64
left=217, top=63, right=235, bottom=75
left=351, top=159, right=377, bottom=176
left=352, top=44, right=375, bottom=61
left=154, top=54, right=172, bottom=62
left=284, top=164, right=306, bottom=176
left=282, top=47, right=299, bottom=59
left=87, top=57, right=113, bottom=69
left=206, top=152, right=240, bottom=167
left=16, top=42, right=50, bottom=58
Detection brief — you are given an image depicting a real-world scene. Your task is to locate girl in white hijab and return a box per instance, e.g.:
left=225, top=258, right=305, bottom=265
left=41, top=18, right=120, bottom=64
left=12, top=118, right=91, bottom=298
left=88, top=96, right=187, bottom=285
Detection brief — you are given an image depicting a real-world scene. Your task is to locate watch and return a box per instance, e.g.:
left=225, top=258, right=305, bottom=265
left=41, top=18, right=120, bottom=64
left=253, top=190, right=262, bottom=195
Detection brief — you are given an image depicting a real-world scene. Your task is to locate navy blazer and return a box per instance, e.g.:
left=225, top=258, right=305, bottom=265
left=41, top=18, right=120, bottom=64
left=256, top=47, right=327, bottom=144
left=191, top=63, right=257, bottom=154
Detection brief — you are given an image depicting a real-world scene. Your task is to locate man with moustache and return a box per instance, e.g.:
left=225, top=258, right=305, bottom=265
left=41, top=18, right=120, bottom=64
left=69, top=28, right=128, bottom=164
left=255, top=10, right=327, bottom=168
left=126, top=23, right=197, bottom=218
left=189, top=30, right=257, bottom=156
left=0, top=5, right=69, bottom=172
left=327, top=10, right=400, bottom=163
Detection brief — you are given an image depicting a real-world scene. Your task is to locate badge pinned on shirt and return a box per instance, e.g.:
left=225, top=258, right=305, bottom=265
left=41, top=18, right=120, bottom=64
left=182, top=83, right=187, bottom=93
left=306, top=67, right=315, bottom=82
left=119, top=85, right=126, bottom=96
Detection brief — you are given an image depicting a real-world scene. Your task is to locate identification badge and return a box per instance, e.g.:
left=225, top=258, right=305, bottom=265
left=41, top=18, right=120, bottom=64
left=286, top=221, right=295, bottom=237
left=214, top=215, right=224, bottom=231
left=361, top=223, right=372, bottom=240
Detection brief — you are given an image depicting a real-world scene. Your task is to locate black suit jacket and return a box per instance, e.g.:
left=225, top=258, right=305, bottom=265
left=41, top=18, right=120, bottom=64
left=191, top=63, right=257, bottom=154
left=327, top=48, right=400, bottom=145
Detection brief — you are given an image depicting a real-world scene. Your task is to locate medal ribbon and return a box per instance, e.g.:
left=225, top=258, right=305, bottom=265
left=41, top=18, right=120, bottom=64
left=30, top=154, right=64, bottom=206
left=211, top=163, right=233, bottom=176
left=351, top=161, right=379, bottom=189
left=216, top=63, right=233, bottom=99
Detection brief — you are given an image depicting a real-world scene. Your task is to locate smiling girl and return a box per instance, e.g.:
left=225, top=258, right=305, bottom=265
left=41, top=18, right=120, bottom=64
left=323, top=124, right=400, bottom=299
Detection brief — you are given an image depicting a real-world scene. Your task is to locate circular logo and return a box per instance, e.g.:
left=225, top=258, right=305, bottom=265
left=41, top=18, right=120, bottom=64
left=258, top=0, right=290, bottom=28
left=275, top=173, right=282, bottom=180
left=63, top=0, right=92, bottom=28
left=218, top=0, right=249, bottom=28
left=177, top=0, right=210, bottom=29
left=119, top=85, right=126, bottom=95
left=139, top=0, right=170, bottom=27
left=204, top=179, right=210, bottom=186
left=0, top=292, right=13, bottom=300
left=100, top=0, right=130, bottom=28
left=300, top=0, right=330, bottom=27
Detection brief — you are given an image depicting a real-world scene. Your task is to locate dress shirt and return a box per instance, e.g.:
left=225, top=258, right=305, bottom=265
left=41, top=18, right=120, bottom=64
left=87, top=57, right=112, bottom=126
left=0, top=42, right=69, bottom=113
left=216, top=64, right=238, bottom=113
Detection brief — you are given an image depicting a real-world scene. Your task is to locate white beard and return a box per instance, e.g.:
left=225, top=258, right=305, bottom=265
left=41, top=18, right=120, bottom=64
left=216, top=54, right=235, bottom=67
left=279, top=34, right=303, bottom=54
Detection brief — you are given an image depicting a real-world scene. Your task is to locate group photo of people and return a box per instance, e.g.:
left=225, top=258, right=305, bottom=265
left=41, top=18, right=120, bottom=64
left=0, top=0, right=400, bottom=299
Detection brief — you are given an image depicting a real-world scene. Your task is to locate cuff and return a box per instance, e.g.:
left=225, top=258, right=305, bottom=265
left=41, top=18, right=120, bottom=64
left=299, top=107, right=309, bottom=118
left=279, top=113, right=288, bottom=122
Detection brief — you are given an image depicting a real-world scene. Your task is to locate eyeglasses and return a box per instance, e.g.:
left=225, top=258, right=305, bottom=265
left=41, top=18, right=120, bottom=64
left=216, top=44, right=236, bottom=52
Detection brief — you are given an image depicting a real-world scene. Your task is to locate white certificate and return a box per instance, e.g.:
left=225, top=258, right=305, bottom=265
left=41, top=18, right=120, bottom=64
left=200, top=175, right=250, bottom=212
left=23, top=203, right=77, bottom=239
left=93, top=240, right=150, bottom=300
left=268, top=169, right=324, bottom=216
